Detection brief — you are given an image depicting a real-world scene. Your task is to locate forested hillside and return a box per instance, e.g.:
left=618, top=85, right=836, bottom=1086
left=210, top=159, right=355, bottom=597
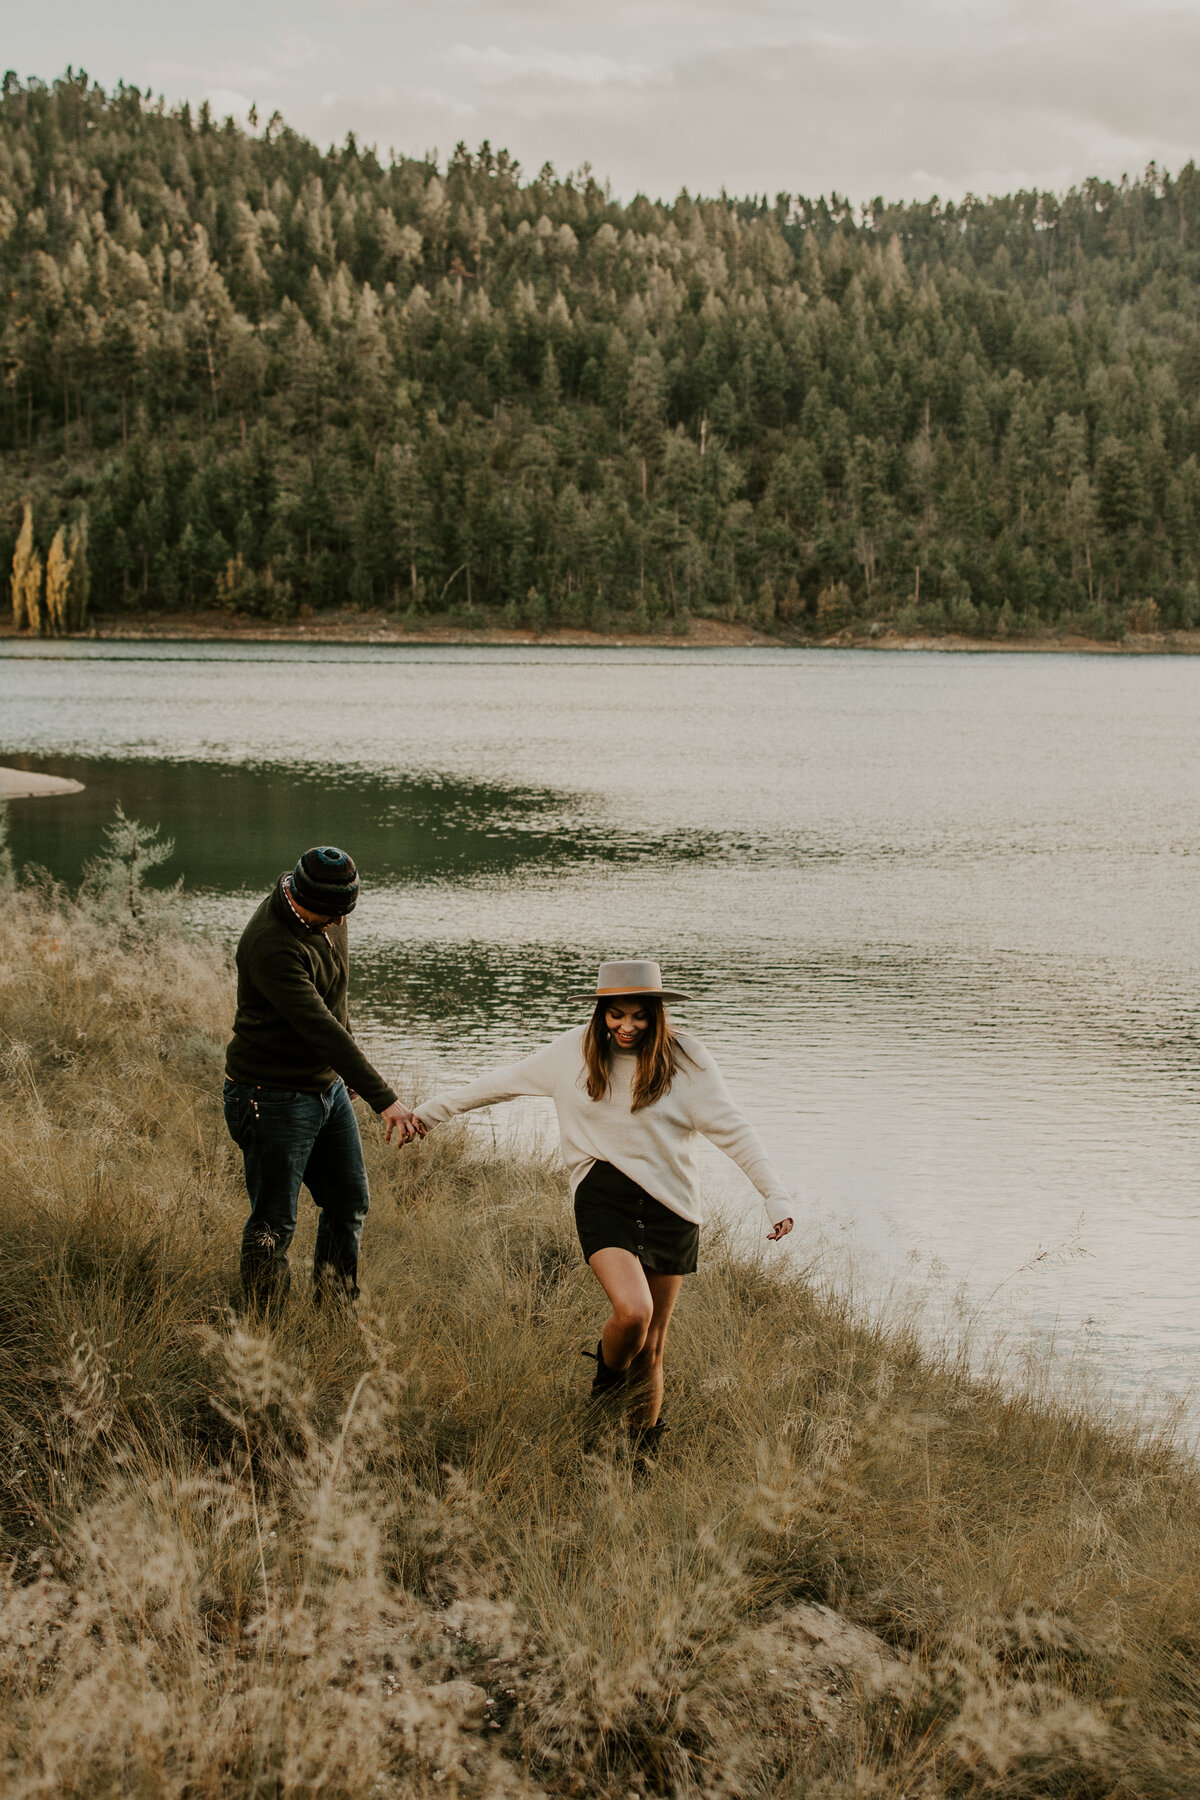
left=4, top=69, right=1200, bottom=637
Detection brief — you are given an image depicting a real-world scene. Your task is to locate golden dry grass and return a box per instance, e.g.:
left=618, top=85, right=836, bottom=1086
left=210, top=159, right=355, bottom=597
left=1, top=869, right=1199, bottom=1798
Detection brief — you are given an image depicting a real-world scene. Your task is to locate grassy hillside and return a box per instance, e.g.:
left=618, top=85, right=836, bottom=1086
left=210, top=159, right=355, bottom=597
left=5, top=73, right=1200, bottom=640
left=2, top=843, right=1200, bottom=1795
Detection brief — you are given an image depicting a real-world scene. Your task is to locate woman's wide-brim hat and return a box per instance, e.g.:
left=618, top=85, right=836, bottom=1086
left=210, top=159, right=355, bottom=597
left=571, top=960, right=691, bottom=1004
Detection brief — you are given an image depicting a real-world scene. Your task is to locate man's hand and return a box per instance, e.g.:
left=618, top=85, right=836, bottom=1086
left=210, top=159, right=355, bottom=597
left=380, top=1101, right=426, bottom=1145
left=767, top=1217, right=793, bottom=1242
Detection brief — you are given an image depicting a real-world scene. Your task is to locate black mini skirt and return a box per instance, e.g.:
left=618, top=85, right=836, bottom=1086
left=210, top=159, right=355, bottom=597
left=573, top=1160, right=699, bottom=1275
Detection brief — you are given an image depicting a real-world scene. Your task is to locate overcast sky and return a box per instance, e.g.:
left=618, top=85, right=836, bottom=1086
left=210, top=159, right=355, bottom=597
left=9, top=0, right=1200, bottom=205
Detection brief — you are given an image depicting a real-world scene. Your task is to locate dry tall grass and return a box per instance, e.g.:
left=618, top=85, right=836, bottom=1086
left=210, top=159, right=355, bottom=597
left=1, top=864, right=1199, bottom=1798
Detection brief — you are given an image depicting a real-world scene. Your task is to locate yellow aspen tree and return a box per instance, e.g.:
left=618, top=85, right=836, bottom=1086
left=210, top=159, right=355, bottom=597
left=23, top=548, right=44, bottom=636
left=67, top=513, right=90, bottom=630
left=45, top=525, right=70, bottom=636
left=10, top=499, right=32, bottom=630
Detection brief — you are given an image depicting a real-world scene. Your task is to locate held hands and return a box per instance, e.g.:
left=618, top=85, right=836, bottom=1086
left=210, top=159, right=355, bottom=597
left=380, top=1101, right=427, bottom=1145
left=766, top=1217, right=793, bottom=1242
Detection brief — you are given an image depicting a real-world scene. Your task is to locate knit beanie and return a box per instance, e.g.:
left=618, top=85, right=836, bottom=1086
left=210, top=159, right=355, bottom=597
left=291, top=846, right=360, bottom=916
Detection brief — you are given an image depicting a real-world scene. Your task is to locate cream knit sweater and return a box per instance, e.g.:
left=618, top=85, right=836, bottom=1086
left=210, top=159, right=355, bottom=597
left=415, top=1025, right=794, bottom=1228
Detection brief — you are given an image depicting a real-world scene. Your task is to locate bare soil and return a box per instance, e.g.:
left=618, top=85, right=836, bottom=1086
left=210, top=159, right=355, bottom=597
left=4, top=609, right=1200, bottom=653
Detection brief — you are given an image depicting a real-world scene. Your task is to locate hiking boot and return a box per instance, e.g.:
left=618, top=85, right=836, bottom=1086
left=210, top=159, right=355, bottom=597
left=631, top=1420, right=668, bottom=1475
left=582, top=1339, right=627, bottom=1398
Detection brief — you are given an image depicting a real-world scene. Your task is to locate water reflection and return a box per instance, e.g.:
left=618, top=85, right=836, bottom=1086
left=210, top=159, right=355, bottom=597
left=2, top=754, right=592, bottom=893
left=2, top=642, right=1199, bottom=1424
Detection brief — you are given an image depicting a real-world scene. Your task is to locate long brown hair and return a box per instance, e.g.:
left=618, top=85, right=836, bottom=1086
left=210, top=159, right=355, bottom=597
left=582, top=996, right=691, bottom=1111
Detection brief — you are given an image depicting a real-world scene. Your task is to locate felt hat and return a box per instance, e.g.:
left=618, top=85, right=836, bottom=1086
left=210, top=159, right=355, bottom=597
left=571, top=959, right=691, bottom=1003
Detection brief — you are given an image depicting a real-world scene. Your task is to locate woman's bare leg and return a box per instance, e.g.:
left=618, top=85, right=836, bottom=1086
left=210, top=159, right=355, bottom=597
left=587, top=1247, right=653, bottom=1371
left=627, top=1272, right=684, bottom=1427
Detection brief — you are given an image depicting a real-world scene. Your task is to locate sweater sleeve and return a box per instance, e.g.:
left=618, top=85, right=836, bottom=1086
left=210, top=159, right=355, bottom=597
left=416, top=1039, right=563, bottom=1127
left=251, top=943, right=397, bottom=1112
left=683, top=1043, right=794, bottom=1226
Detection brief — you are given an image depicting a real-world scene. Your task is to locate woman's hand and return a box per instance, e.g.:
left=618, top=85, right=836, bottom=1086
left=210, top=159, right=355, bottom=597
left=381, top=1102, right=427, bottom=1144
left=767, top=1217, right=793, bottom=1241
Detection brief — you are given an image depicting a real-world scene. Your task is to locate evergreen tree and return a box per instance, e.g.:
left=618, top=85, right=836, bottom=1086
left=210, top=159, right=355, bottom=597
left=4, top=72, right=1200, bottom=637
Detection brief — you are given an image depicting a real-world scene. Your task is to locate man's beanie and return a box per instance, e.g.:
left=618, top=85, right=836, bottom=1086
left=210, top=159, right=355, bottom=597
left=292, top=846, right=360, bottom=916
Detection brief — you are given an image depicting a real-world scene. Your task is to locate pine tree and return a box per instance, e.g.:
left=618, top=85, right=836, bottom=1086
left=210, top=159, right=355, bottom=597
left=7, top=73, right=1200, bottom=639
left=1063, top=474, right=1097, bottom=602
left=1096, top=438, right=1145, bottom=536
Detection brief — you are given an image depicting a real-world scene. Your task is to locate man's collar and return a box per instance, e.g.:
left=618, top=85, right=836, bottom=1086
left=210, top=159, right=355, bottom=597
left=279, top=873, right=330, bottom=937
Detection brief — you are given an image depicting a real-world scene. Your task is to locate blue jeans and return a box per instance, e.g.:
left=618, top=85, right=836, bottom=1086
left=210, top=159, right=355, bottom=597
left=224, top=1078, right=371, bottom=1307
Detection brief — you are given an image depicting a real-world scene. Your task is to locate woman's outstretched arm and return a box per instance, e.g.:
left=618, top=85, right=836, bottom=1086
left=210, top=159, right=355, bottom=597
left=415, top=1037, right=564, bottom=1128
left=683, top=1041, right=794, bottom=1234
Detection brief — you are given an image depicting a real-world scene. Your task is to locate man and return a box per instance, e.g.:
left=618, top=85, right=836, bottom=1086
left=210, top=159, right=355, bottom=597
left=224, top=845, right=421, bottom=1310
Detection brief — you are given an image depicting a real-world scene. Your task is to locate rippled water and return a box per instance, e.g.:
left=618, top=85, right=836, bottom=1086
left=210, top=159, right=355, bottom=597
left=3, top=641, right=1198, bottom=1419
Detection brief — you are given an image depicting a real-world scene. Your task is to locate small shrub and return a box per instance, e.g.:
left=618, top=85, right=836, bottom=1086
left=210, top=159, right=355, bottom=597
left=816, top=580, right=852, bottom=625
left=777, top=575, right=803, bottom=624
left=0, top=804, right=13, bottom=893
left=945, top=594, right=981, bottom=635
left=524, top=586, right=548, bottom=633
left=79, top=803, right=180, bottom=932
left=215, top=554, right=295, bottom=621
left=1072, top=604, right=1127, bottom=641
left=1126, top=596, right=1160, bottom=634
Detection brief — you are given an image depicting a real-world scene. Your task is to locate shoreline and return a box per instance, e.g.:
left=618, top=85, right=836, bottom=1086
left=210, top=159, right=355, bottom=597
left=3, top=612, right=1200, bottom=654
left=5, top=890, right=1200, bottom=1795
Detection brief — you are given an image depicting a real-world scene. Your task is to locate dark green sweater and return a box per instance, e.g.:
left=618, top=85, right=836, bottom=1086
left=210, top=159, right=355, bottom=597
left=224, top=877, right=397, bottom=1112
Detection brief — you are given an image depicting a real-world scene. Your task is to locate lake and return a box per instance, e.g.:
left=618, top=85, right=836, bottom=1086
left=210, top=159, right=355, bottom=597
left=2, top=640, right=1198, bottom=1424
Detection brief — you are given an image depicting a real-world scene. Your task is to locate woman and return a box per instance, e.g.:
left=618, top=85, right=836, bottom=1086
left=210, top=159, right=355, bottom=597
left=414, top=961, right=794, bottom=1453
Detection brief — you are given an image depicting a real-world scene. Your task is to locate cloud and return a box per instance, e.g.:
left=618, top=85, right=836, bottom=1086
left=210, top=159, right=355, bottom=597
left=339, top=0, right=785, bottom=20
left=321, top=81, right=477, bottom=124
left=146, top=40, right=337, bottom=94
left=144, top=29, right=340, bottom=127
left=300, top=5, right=1200, bottom=201
left=27, top=0, right=1200, bottom=200
left=445, top=44, right=653, bottom=88
left=273, top=31, right=338, bottom=73
left=204, top=87, right=255, bottom=124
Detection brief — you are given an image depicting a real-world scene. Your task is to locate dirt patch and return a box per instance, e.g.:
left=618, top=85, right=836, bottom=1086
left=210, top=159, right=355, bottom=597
left=3, top=611, right=1200, bottom=654
left=0, top=610, right=769, bottom=649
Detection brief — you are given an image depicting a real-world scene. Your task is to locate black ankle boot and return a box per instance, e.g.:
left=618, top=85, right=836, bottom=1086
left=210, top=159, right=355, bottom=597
left=582, top=1339, right=627, bottom=1397
left=632, top=1420, right=668, bottom=1471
